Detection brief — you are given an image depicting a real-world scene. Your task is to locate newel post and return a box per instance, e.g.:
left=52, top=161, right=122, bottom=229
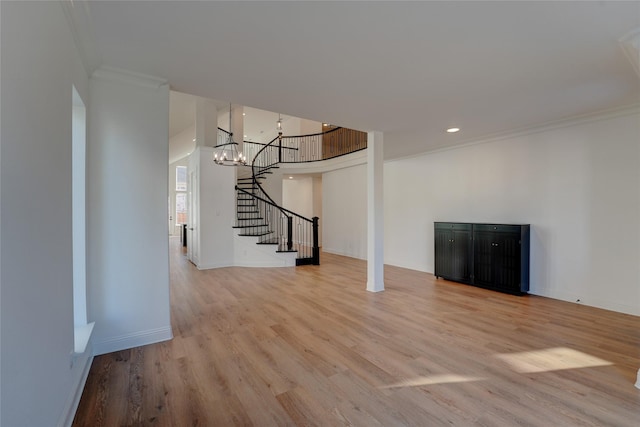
left=287, top=216, right=293, bottom=251
left=312, top=217, right=320, bottom=265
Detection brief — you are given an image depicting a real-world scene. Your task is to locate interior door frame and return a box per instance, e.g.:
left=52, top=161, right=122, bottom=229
left=188, top=169, right=198, bottom=265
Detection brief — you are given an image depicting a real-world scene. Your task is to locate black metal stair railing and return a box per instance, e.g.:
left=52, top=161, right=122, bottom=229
left=234, top=133, right=319, bottom=265
left=242, top=127, right=367, bottom=166
left=235, top=185, right=319, bottom=264
left=245, top=126, right=367, bottom=164
left=232, top=125, right=365, bottom=266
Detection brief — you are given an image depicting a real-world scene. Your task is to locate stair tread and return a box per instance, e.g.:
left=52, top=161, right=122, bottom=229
left=234, top=163, right=318, bottom=265
left=237, top=176, right=265, bottom=181
left=256, top=239, right=279, bottom=244
left=238, top=232, right=274, bottom=237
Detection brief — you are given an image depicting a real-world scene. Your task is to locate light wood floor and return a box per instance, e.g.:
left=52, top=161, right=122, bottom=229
left=73, top=237, right=640, bottom=426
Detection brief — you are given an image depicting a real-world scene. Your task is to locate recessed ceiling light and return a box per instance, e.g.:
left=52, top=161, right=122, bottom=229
left=289, top=176, right=293, bottom=179
left=446, top=127, right=460, bottom=133
left=192, top=138, right=196, bottom=141
left=242, top=112, right=246, bottom=116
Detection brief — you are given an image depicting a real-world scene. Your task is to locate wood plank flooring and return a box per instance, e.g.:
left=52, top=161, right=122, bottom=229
left=73, top=237, right=640, bottom=426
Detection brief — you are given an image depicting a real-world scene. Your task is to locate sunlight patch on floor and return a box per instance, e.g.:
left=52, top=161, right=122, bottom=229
left=380, top=374, right=486, bottom=389
left=495, top=347, right=613, bottom=373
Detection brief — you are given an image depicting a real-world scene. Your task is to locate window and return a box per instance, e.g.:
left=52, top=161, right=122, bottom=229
left=175, top=166, right=188, bottom=225
left=176, top=166, right=187, bottom=191
left=176, top=193, right=187, bottom=225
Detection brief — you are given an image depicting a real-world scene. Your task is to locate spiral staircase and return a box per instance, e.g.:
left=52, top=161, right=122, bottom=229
left=224, top=126, right=367, bottom=265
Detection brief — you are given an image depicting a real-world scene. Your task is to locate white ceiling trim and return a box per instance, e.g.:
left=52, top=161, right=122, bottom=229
left=59, top=0, right=102, bottom=75
left=387, top=102, right=640, bottom=164
left=92, top=66, right=168, bottom=89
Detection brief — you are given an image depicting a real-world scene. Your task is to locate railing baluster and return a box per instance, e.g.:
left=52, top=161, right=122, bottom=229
left=236, top=125, right=363, bottom=265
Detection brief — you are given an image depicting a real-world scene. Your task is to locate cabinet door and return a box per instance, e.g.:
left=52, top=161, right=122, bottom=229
left=449, top=229, right=472, bottom=282
left=473, top=228, right=523, bottom=292
left=435, top=226, right=472, bottom=282
left=434, top=229, right=452, bottom=278
left=491, top=232, right=522, bottom=291
left=473, top=231, right=494, bottom=286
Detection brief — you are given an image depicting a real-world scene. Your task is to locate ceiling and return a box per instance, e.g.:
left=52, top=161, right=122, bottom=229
left=88, top=1, right=640, bottom=160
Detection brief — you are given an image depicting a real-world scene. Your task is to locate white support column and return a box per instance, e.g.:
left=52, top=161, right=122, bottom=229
left=367, top=131, right=385, bottom=292
left=195, top=97, right=218, bottom=148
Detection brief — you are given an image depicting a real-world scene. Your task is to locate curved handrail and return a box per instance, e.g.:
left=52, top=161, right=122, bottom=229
left=237, top=124, right=364, bottom=264
left=235, top=186, right=312, bottom=223
left=272, top=125, right=343, bottom=140
left=250, top=135, right=282, bottom=209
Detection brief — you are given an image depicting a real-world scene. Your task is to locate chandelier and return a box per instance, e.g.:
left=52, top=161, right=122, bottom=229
left=213, top=103, right=247, bottom=166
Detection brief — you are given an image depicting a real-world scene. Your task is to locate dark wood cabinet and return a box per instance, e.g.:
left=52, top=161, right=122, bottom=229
left=435, top=222, right=530, bottom=295
left=434, top=222, right=473, bottom=284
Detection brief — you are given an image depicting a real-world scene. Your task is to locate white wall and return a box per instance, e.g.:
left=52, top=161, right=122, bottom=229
left=0, top=2, right=93, bottom=425
left=283, top=177, right=314, bottom=219
left=192, top=147, right=237, bottom=269
left=262, top=169, right=284, bottom=207
left=169, top=125, right=196, bottom=165
left=321, top=110, right=640, bottom=315
left=87, top=68, right=173, bottom=355
left=283, top=176, right=314, bottom=247
left=384, top=110, right=640, bottom=316
left=323, top=164, right=368, bottom=259
left=300, top=118, right=322, bottom=135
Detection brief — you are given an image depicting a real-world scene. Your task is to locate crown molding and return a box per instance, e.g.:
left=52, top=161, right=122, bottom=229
left=389, top=102, right=640, bottom=163
left=92, top=66, right=168, bottom=89
left=620, top=27, right=640, bottom=78
left=59, top=0, right=102, bottom=75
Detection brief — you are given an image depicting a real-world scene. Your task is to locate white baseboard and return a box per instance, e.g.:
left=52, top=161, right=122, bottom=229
left=234, top=258, right=296, bottom=267
left=197, top=261, right=234, bottom=270
left=528, top=288, right=640, bottom=317
left=93, top=326, right=173, bottom=356
left=57, top=345, right=94, bottom=427
left=321, top=247, right=366, bottom=260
